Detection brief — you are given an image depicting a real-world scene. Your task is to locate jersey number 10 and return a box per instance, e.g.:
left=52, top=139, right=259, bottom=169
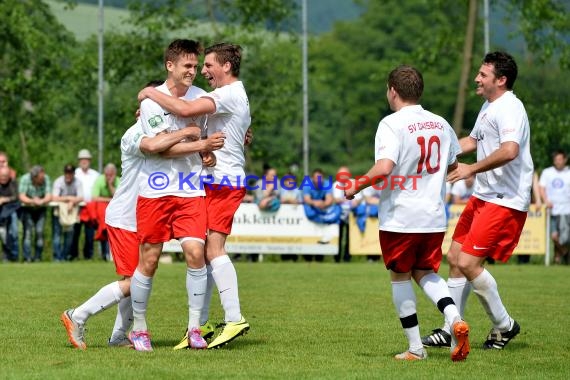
left=417, top=136, right=441, bottom=174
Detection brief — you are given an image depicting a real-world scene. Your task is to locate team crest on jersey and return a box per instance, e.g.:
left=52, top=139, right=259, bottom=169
left=148, top=115, right=164, bottom=129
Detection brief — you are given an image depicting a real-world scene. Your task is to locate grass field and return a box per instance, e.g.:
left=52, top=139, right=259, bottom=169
left=1, top=261, right=569, bottom=379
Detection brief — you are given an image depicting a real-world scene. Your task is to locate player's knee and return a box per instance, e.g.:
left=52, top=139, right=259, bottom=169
left=141, top=254, right=159, bottom=275
left=456, top=256, right=479, bottom=279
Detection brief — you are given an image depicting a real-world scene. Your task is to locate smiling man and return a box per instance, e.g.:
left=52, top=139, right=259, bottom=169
left=423, top=51, right=533, bottom=351
left=138, top=43, right=251, bottom=350
left=129, top=39, right=214, bottom=352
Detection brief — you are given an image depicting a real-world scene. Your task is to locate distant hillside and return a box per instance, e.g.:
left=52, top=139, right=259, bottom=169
left=47, top=0, right=130, bottom=40
left=55, top=0, right=364, bottom=37
left=47, top=0, right=522, bottom=52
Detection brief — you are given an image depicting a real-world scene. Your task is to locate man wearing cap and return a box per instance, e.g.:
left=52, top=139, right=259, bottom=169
left=71, top=149, right=100, bottom=260
left=19, top=165, right=52, bottom=262
left=52, top=164, right=84, bottom=262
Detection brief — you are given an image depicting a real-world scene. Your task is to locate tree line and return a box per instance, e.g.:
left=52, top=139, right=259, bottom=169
left=1, top=0, right=568, bottom=181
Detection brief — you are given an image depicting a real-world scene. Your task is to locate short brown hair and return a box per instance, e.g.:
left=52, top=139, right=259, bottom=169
left=387, top=65, right=424, bottom=102
left=164, top=39, right=202, bottom=67
left=205, top=43, right=242, bottom=77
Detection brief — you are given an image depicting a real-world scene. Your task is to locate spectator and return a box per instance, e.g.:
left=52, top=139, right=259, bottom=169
left=52, top=164, right=84, bottom=262
left=279, top=173, right=303, bottom=205
left=539, top=150, right=570, bottom=264
left=254, top=165, right=280, bottom=211
left=91, top=163, right=121, bottom=261
left=450, top=175, right=475, bottom=205
left=0, top=152, right=19, bottom=260
left=71, top=149, right=100, bottom=260
left=19, top=165, right=52, bottom=262
left=0, top=166, right=20, bottom=262
left=0, top=151, right=17, bottom=180
left=302, top=168, right=341, bottom=262
left=92, top=163, right=120, bottom=202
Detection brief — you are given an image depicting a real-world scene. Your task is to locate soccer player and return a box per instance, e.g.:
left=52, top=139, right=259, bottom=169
left=128, top=39, right=216, bottom=352
left=60, top=88, right=225, bottom=351
left=344, top=65, right=470, bottom=361
left=422, top=51, right=532, bottom=350
left=138, top=43, right=251, bottom=349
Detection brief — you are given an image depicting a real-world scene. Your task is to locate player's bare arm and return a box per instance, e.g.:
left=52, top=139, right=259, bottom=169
left=138, top=87, right=215, bottom=118
left=139, top=127, right=201, bottom=155
left=345, top=159, right=395, bottom=199
left=447, top=141, right=519, bottom=183
left=183, top=123, right=202, bottom=141
left=159, top=132, right=225, bottom=158
left=458, top=136, right=477, bottom=155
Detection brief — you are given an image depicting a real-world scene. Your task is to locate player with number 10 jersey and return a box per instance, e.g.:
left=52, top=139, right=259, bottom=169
left=375, top=106, right=461, bottom=233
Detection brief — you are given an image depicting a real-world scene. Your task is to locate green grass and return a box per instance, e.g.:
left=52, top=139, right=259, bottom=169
left=1, top=261, right=569, bottom=379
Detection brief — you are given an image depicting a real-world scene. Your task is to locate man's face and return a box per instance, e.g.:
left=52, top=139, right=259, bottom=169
left=312, top=172, right=324, bottom=187
left=168, top=53, right=199, bottom=88
left=78, top=158, right=90, bottom=170
left=553, top=153, right=567, bottom=170
left=64, top=172, right=74, bottom=184
left=474, top=63, right=503, bottom=101
left=266, top=169, right=276, bottom=181
left=201, top=52, right=225, bottom=89
left=32, top=171, right=45, bottom=186
left=283, top=177, right=295, bottom=187
left=0, top=155, right=7, bottom=168
left=105, top=169, right=116, bottom=183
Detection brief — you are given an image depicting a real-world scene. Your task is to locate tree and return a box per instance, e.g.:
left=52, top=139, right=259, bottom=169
left=307, top=0, right=468, bottom=173
left=0, top=0, right=81, bottom=174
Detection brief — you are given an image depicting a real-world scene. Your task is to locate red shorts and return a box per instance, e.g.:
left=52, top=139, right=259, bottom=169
left=107, top=225, right=139, bottom=276
left=452, top=197, right=527, bottom=262
left=379, top=231, right=445, bottom=273
left=136, top=196, right=207, bottom=244
left=205, top=185, right=246, bottom=235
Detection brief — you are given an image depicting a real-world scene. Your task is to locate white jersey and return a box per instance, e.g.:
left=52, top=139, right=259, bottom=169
left=105, top=122, right=146, bottom=231
left=539, top=166, right=570, bottom=215
left=375, top=105, right=460, bottom=233
left=201, top=81, right=251, bottom=186
left=138, top=83, right=207, bottom=198
left=75, top=167, right=99, bottom=201
left=470, top=91, right=533, bottom=211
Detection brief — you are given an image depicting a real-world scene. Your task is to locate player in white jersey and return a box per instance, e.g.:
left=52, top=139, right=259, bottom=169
left=60, top=108, right=224, bottom=349
left=344, top=65, right=469, bottom=362
left=423, top=51, right=532, bottom=351
left=128, top=40, right=226, bottom=352
left=138, top=43, right=251, bottom=349
left=539, top=150, right=570, bottom=264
